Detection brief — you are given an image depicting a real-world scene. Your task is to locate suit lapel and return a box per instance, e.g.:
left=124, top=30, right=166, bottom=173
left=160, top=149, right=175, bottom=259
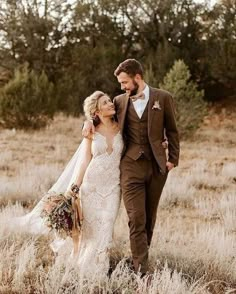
left=148, top=87, right=156, bottom=135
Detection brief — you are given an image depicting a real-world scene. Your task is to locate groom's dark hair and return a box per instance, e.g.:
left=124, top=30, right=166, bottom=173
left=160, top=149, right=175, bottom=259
left=114, top=59, right=144, bottom=78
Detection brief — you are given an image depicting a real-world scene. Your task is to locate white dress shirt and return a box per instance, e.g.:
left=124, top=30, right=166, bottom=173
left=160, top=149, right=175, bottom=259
left=132, top=84, right=150, bottom=119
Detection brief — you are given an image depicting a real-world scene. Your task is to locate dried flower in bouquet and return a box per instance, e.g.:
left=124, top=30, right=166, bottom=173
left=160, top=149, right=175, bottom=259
left=41, top=187, right=82, bottom=238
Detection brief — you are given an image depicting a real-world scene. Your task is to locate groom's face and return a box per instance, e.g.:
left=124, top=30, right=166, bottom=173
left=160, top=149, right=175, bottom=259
left=117, top=72, right=139, bottom=96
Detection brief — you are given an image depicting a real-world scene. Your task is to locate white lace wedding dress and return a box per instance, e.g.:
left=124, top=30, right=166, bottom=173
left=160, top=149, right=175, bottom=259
left=75, top=131, right=123, bottom=277
left=8, top=130, right=123, bottom=279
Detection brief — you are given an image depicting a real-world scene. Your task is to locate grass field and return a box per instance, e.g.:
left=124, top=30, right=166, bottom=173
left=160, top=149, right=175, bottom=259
left=0, top=105, right=235, bottom=293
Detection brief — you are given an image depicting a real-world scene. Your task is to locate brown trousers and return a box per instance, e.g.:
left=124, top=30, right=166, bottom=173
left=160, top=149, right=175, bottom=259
left=120, top=155, right=168, bottom=273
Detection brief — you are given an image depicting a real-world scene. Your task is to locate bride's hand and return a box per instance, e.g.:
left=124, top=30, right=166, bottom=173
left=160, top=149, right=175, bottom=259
left=82, top=120, right=95, bottom=138
left=65, top=189, right=73, bottom=198
left=65, top=183, right=80, bottom=199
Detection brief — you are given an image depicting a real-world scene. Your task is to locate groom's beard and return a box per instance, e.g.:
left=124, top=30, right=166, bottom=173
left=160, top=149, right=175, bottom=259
left=129, top=80, right=139, bottom=96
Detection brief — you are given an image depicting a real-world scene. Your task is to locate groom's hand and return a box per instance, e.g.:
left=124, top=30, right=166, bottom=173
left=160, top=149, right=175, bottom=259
left=82, top=120, right=95, bottom=138
left=162, top=139, right=168, bottom=149
left=166, top=161, right=175, bottom=171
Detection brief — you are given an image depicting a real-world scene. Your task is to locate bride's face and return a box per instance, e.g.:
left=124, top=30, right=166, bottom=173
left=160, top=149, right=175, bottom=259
left=96, top=95, right=115, bottom=118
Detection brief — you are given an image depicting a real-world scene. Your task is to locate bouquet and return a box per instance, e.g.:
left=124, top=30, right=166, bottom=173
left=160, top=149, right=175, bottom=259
left=41, top=184, right=83, bottom=238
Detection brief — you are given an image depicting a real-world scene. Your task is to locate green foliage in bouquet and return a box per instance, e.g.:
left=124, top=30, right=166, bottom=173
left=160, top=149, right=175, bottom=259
left=160, top=60, right=207, bottom=138
left=0, top=64, right=56, bottom=129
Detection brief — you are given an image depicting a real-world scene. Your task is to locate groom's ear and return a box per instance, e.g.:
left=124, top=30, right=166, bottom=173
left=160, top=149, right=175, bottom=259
left=134, top=73, right=142, bottom=82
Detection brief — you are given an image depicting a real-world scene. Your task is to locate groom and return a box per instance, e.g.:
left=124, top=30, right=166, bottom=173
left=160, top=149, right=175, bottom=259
left=83, top=59, right=179, bottom=275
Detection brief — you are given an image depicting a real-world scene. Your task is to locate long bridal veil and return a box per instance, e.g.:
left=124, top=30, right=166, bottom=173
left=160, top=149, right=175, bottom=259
left=9, top=139, right=87, bottom=250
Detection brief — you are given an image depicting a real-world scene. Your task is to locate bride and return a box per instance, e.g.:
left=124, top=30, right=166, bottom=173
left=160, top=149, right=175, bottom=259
left=73, top=91, right=123, bottom=276
left=11, top=90, right=123, bottom=278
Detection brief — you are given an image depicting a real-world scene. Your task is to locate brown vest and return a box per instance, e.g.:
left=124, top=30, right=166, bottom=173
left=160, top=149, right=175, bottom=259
left=124, top=100, right=153, bottom=160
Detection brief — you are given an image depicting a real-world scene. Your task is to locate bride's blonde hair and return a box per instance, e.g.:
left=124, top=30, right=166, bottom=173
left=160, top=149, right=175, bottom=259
left=83, top=91, right=107, bottom=120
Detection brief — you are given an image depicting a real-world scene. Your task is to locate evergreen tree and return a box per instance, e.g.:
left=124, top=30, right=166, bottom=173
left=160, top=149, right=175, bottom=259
left=0, top=65, right=56, bottom=129
left=160, top=60, right=207, bottom=137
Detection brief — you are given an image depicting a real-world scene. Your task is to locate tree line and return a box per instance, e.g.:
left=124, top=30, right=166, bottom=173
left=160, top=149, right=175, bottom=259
left=0, top=0, right=235, bottom=132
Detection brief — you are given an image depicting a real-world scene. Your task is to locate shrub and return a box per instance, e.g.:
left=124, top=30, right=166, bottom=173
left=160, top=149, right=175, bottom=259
left=0, top=65, right=56, bottom=129
left=160, top=60, right=207, bottom=137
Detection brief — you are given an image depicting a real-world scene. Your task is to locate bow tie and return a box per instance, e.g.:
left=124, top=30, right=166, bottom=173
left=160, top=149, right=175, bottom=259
left=130, top=92, right=145, bottom=102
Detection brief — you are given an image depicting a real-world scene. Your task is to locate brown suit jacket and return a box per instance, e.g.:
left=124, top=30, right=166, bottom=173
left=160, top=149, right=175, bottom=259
left=113, top=87, right=180, bottom=173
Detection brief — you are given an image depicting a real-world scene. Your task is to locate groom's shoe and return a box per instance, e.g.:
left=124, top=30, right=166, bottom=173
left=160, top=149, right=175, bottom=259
left=139, top=272, right=153, bottom=286
left=107, top=266, right=113, bottom=278
left=140, top=272, right=146, bottom=279
left=124, top=257, right=135, bottom=272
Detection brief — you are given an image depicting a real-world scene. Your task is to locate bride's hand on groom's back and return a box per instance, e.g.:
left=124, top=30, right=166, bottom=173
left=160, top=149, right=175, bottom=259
left=82, top=120, right=95, bottom=138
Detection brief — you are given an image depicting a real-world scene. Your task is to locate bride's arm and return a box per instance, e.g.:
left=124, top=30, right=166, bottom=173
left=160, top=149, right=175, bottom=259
left=73, top=138, right=92, bottom=187
left=82, top=120, right=95, bottom=138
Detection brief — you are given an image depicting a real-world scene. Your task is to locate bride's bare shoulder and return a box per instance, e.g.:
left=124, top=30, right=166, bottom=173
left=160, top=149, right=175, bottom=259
left=113, top=122, right=120, bottom=133
left=115, top=121, right=120, bottom=129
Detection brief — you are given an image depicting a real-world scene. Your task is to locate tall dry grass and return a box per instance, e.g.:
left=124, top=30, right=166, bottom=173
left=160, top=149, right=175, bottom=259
left=0, top=110, right=235, bottom=293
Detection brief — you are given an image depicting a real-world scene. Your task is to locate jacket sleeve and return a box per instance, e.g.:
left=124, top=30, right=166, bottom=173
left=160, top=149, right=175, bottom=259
left=113, top=96, right=118, bottom=111
left=164, top=94, right=180, bottom=166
